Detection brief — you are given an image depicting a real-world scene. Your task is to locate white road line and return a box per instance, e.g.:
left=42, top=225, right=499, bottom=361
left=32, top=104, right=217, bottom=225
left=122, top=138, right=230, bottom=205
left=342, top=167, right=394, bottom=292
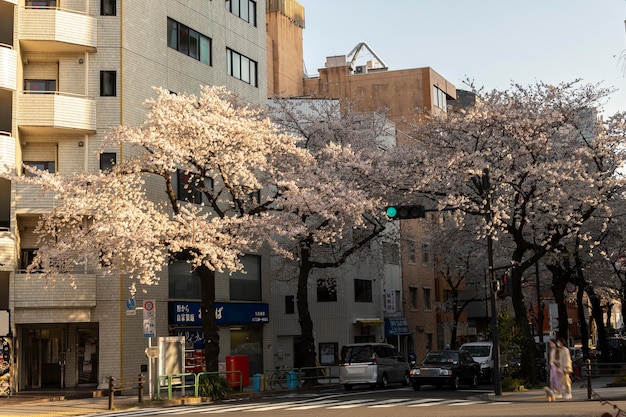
left=325, top=399, right=376, bottom=409
left=368, top=398, right=414, bottom=408
left=284, top=400, right=341, bottom=410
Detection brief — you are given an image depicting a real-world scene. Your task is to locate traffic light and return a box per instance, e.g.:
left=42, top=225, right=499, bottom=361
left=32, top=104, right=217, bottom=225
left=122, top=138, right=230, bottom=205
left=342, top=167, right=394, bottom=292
left=385, top=205, right=425, bottom=220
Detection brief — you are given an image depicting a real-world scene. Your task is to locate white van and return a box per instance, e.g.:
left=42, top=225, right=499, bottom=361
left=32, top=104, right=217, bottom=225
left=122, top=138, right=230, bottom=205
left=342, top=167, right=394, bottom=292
left=459, top=341, right=493, bottom=382
left=339, top=343, right=410, bottom=390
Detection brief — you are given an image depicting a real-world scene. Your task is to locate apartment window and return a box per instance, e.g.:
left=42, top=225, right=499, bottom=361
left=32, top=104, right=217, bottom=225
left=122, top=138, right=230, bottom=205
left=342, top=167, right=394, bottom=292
left=168, top=260, right=201, bottom=298
left=101, top=0, right=116, bottom=15
left=227, top=48, right=258, bottom=87
left=285, top=295, right=295, bottom=314
left=409, top=287, right=418, bottom=309
left=99, top=152, right=116, bottom=172
left=20, top=249, right=39, bottom=271
left=229, top=254, right=261, bottom=301
left=26, top=0, right=56, bottom=8
left=434, top=85, right=447, bottom=111
left=23, top=161, right=55, bottom=177
left=423, top=287, right=432, bottom=310
left=167, top=18, right=211, bottom=65
left=422, top=243, right=430, bottom=265
left=354, top=279, right=372, bottom=303
left=382, top=242, right=399, bottom=264
left=226, top=0, right=257, bottom=26
left=177, top=170, right=206, bottom=204
left=100, top=71, right=116, bottom=97
left=317, top=278, right=337, bottom=302
left=24, top=79, right=56, bottom=94
left=407, top=239, right=416, bottom=264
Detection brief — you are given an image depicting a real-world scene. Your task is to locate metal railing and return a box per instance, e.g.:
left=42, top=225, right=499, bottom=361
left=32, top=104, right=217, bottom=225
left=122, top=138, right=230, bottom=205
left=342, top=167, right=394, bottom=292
left=581, top=360, right=626, bottom=400
left=156, top=366, right=335, bottom=400
left=107, top=375, right=144, bottom=410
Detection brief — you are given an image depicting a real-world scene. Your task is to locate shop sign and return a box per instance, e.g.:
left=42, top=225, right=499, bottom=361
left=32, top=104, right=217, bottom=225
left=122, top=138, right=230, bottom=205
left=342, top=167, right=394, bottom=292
left=170, top=302, right=269, bottom=325
left=384, top=317, right=410, bottom=337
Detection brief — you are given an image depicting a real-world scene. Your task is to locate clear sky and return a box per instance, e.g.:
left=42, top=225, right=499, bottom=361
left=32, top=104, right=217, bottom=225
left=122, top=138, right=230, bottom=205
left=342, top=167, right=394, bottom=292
left=298, top=0, right=626, bottom=116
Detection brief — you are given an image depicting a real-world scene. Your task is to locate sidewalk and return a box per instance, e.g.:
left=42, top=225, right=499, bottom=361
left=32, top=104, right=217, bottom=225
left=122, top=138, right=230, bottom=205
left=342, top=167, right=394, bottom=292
left=1, top=377, right=625, bottom=415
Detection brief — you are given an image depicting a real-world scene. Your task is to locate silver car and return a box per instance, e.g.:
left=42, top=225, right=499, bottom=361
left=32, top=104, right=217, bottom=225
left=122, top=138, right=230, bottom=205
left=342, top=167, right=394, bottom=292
left=339, top=343, right=411, bottom=390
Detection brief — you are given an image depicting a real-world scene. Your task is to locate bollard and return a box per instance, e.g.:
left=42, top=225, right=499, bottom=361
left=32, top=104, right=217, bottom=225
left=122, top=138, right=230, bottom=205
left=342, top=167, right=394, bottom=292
left=138, top=374, right=144, bottom=403
left=108, top=376, right=115, bottom=410
left=586, top=359, right=592, bottom=400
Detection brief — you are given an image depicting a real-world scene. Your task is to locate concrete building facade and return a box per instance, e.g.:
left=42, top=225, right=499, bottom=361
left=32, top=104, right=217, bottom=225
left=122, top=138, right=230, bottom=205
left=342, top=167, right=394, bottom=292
left=0, top=0, right=272, bottom=392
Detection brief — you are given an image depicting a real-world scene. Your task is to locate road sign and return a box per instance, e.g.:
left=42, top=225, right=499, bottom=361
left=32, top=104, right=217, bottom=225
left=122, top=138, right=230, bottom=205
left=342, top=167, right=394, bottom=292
left=125, top=298, right=136, bottom=316
left=143, top=300, right=156, bottom=338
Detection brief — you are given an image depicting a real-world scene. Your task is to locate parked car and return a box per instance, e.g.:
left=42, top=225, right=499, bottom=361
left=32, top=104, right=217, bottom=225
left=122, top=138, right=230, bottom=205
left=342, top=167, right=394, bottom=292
left=339, top=343, right=410, bottom=390
left=459, top=341, right=494, bottom=382
left=410, top=350, right=480, bottom=390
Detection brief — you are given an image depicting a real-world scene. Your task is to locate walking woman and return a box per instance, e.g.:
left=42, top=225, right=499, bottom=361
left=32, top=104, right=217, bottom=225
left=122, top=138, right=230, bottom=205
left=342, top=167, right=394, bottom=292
left=544, top=339, right=564, bottom=401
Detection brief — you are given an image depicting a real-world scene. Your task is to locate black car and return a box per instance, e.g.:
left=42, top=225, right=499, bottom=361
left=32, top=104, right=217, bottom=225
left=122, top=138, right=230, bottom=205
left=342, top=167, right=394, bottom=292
left=409, top=350, right=480, bottom=390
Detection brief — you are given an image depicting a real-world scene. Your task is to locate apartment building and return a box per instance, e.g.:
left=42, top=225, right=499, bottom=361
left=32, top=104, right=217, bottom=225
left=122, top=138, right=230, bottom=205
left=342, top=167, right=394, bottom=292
left=0, top=0, right=272, bottom=392
left=302, top=53, right=458, bottom=361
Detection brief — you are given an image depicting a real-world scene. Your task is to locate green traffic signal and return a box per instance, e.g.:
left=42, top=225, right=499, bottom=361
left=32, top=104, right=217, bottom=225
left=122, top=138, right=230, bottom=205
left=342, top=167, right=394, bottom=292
left=385, top=205, right=426, bottom=219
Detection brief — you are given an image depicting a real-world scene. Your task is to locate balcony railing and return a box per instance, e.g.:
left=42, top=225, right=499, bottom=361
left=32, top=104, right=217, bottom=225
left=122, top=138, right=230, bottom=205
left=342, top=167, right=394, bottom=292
left=14, top=182, right=58, bottom=213
left=0, top=229, right=16, bottom=270
left=13, top=271, right=96, bottom=308
left=18, top=7, right=97, bottom=53
left=0, top=44, right=17, bottom=91
left=18, top=91, right=96, bottom=133
left=0, top=131, right=16, bottom=174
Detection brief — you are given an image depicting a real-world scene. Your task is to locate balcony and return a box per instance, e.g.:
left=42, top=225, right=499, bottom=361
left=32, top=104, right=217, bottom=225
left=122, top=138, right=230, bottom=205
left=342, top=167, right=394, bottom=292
left=13, top=272, right=96, bottom=308
left=0, top=132, right=15, bottom=174
left=0, top=229, right=15, bottom=271
left=18, top=92, right=96, bottom=134
left=14, top=182, right=58, bottom=213
left=18, top=7, right=97, bottom=53
left=0, top=44, right=17, bottom=91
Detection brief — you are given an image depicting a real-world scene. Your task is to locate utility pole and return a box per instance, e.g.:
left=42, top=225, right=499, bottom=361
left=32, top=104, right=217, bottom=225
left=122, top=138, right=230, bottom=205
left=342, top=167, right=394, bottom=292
left=483, top=169, right=502, bottom=396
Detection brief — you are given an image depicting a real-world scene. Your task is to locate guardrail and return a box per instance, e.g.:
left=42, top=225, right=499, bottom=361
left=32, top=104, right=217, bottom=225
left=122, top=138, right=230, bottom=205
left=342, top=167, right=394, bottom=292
left=157, top=366, right=335, bottom=400
left=157, top=370, right=243, bottom=400
left=108, top=375, right=144, bottom=410
left=581, top=360, right=626, bottom=400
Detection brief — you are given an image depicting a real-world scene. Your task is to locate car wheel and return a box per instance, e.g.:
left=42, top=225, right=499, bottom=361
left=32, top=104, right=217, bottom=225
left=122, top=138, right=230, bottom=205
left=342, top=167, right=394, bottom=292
left=470, top=374, right=478, bottom=388
left=379, top=373, right=389, bottom=388
left=344, top=384, right=352, bottom=391
left=402, top=372, right=410, bottom=386
left=451, top=376, right=460, bottom=390
left=412, top=382, right=421, bottom=391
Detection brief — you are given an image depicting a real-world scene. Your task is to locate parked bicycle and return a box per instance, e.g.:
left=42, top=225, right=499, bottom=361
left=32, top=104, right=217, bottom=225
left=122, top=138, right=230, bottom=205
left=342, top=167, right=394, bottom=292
left=269, top=366, right=288, bottom=390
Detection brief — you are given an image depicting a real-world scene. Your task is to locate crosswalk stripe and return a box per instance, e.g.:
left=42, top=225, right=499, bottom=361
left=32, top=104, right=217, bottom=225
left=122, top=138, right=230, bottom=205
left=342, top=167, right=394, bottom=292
left=284, top=400, right=340, bottom=410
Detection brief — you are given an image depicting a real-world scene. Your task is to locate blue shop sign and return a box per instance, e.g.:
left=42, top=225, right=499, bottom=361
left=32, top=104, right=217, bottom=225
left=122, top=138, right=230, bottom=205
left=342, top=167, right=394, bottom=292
left=170, top=302, right=269, bottom=325
left=385, top=317, right=410, bottom=337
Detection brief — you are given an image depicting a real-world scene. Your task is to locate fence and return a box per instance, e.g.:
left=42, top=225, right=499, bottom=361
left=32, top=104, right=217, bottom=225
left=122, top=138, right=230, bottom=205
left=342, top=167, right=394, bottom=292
left=581, top=360, right=626, bottom=400
left=157, top=366, right=334, bottom=401
left=107, top=375, right=144, bottom=410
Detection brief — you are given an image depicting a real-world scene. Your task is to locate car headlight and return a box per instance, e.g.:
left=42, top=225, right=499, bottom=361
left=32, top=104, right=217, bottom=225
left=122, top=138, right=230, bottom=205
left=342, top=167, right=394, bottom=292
left=411, top=369, right=421, bottom=376
left=439, top=369, right=452, bottom=376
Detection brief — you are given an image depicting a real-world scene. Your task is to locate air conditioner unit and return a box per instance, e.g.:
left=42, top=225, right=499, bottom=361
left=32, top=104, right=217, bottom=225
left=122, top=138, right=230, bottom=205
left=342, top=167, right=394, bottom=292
left=354, top=65, right=367, bottom=74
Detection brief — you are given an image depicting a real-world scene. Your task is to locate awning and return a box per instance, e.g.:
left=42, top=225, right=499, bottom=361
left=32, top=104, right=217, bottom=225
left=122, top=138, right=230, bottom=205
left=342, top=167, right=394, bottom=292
left=385, top=317, right=410, bottom=337
left=354, top=318, right=384, bottom=327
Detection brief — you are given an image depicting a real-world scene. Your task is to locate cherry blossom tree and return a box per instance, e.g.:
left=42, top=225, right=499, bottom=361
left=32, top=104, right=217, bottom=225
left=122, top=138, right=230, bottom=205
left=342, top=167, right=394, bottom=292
left=401, top=80, right=626, bottom=382
left=268, top=98, right=394, bottom=379
left=9, top=86, right=314, bottom=372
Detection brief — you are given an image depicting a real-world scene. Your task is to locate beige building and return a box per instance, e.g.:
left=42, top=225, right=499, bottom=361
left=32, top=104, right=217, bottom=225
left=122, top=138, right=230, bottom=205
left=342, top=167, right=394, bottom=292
left=0, top=0, right=272, bottom=392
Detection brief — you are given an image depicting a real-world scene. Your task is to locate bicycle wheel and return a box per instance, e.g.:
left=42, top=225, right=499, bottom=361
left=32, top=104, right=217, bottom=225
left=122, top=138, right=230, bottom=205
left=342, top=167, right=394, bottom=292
left=269, top=373, right=281, bottom=390
left=277, top=372, right=287, bottom=389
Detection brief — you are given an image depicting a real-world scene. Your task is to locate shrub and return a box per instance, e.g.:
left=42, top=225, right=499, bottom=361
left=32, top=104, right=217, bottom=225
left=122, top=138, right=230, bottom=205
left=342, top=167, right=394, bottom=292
left=198, top=374, right=233, bottom=400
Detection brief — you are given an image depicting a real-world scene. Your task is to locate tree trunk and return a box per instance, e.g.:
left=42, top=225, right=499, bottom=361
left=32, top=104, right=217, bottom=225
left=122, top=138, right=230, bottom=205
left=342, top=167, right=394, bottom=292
left=576, top=283, right=590, bottom=358
left=510, top=264, right=537, bottom=383
left=198, top=265, right=220, bottom=372
left=297, top=244, right=318, bottom=385
left=586, top=285, right=610, bottom=363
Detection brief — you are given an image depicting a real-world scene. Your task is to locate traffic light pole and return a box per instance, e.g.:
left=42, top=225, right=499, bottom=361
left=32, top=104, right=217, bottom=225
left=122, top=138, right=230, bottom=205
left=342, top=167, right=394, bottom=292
left=483, top=170, right=502, bottom=396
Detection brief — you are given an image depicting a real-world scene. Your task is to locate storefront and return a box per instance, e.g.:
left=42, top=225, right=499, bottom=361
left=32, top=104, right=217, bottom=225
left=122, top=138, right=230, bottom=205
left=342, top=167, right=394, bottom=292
left=170, top=301, right=268, bottom=375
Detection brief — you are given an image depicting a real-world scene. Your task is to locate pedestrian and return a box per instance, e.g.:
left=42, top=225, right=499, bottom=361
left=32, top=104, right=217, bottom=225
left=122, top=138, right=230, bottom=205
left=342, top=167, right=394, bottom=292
left=558, top=338, right=573, bottom=399
left=544, top=339, right=563, bottom=401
